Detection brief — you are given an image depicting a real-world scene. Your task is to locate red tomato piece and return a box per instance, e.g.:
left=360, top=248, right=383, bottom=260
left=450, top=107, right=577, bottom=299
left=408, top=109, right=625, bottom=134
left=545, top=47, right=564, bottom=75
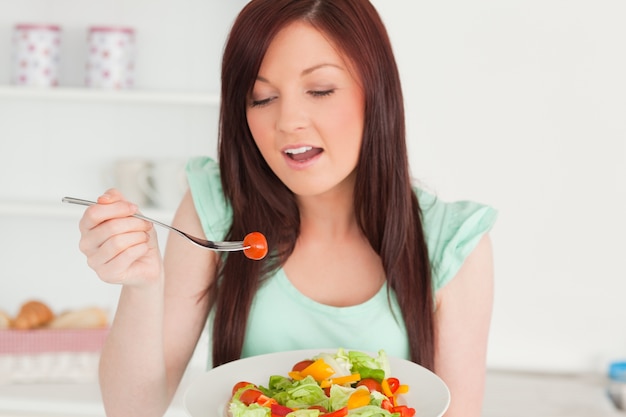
left=271, top=403, right=293, bottom=417
left=392, top=405, right=416, bottom=417
left=292, top=359, right=315, bottom=372
left=243, top=232, right=268, bottom=260
left=308, top=405, right=328, bottom=413
left=232, top=381, right=254, bottom=396
left=238, top=388, right=263, bottom=406
left=356, top=378, right=382, bottom=393
left=323, top=406, right=348, bottom=417
left=380, top=399, right=394, bottom=412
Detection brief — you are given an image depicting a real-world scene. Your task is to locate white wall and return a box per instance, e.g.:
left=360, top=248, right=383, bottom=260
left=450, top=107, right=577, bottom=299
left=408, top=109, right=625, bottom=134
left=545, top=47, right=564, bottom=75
left=1, top=0, right=625, bottom=374
left=371, top=0, right=626, bottom=372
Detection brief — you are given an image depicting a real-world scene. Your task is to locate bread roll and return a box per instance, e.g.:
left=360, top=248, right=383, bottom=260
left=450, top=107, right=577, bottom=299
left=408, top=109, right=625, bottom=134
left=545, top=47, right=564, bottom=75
left=12, top=300, right=54, bottom=329
left=0, top=310, right=11, bottom=329
left=48, top=307, right=108, bottom=329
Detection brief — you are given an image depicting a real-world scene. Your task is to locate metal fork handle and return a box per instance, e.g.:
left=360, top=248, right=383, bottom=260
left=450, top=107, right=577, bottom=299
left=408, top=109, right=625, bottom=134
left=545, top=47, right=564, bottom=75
left=61, top=197, right=246, bottom=252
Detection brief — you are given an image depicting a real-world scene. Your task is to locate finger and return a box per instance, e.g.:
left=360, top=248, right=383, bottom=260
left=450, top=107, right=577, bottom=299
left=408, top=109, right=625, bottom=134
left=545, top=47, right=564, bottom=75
left=98, top=233, right=160, bottom=285
left=79, top=198, right=138, bottom=232
left=97, top=243, right=154, bottom=285
left=80, top=216, right=153, bottom=257
left=86, top=230, right=151, bottom=275
left=97, top=188, right=126, bottom=204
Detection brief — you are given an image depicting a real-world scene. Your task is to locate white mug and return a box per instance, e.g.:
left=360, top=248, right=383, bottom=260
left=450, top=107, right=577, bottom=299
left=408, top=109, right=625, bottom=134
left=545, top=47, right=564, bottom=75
left=140, top=159, right=188, bottom=209
left=109, top=159, right=151, bottom=206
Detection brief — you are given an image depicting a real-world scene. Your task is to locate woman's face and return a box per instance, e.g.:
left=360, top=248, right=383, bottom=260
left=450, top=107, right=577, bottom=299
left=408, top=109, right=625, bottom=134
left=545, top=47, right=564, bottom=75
left=246, top=22, right=365, bottom=199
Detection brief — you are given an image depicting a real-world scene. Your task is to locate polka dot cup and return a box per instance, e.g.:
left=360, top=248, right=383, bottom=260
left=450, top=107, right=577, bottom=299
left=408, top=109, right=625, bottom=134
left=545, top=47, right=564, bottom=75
left=86, top=26, right=135, bottom=89
left=12, top=24, right=61, bottom=87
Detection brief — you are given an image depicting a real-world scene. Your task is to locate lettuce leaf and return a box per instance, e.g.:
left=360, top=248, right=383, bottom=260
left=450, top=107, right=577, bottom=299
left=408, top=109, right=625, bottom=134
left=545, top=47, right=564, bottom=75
left=347, top=350, right=390, bottom=382
left=229, top=401, right=270, bottom=417
left=263, top=375, right=330, bottom=410
left=287, top=410, right=322, bottom=417
left=327, top=383, right=358, bottom=410
left=347, top=405, right=397, bottom=417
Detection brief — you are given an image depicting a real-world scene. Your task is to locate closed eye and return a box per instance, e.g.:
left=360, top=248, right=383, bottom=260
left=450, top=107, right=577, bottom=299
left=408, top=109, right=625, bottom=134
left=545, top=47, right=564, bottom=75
left=309, top=89, right=335, bottom=98
left=249, top=89, right=335, bottom=108
left=249, top=97, right=275, bottom=108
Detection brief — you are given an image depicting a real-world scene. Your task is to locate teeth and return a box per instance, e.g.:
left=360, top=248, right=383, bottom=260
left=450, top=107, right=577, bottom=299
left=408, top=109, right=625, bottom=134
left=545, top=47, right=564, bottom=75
left=284, top=146, right=312, bottom=155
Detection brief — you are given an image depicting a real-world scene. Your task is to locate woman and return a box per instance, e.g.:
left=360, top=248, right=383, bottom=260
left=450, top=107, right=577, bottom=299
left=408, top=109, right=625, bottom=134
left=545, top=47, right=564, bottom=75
left=77, top=1, right=496, bottom=416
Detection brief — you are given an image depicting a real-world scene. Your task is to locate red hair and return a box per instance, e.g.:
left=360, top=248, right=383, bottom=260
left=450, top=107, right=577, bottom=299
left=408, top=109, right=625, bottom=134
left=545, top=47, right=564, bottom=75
left=213, top=0, right=434, bottom=370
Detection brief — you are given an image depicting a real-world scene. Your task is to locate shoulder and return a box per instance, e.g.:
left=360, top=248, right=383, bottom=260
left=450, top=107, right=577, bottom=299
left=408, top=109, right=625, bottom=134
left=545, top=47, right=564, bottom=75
left=185, top=156, right=233, bottom=241
left=186, top=156, right=221, bottom=181
left=415, top=187, right=498, bottom=292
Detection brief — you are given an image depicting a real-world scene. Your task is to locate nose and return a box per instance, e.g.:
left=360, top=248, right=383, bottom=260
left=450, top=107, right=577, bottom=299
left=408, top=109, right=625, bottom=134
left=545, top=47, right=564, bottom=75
left=276, top=95, right=308, bottom=133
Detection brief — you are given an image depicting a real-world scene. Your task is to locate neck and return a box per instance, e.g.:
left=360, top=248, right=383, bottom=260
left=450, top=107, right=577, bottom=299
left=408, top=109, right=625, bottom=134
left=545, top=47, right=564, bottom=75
left=295, top=172, right=359, bottom=239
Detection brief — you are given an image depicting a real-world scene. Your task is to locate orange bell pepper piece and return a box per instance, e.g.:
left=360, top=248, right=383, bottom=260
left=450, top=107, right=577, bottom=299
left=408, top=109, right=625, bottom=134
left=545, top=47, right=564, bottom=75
left=299, top=358, right=335, bottom=382
left=320, top=373, right=361, bottom=388
left=347, top=389, right=371, bottom=409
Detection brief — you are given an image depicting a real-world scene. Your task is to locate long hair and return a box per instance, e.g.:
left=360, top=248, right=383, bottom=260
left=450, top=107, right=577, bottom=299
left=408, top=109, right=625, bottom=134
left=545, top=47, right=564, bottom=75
left=213, top=0, right=434, bottom=370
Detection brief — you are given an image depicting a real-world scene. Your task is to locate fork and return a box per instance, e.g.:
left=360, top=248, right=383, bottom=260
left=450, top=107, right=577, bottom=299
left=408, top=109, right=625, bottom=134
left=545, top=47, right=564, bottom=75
left=61, top=196, right=248, bottom=252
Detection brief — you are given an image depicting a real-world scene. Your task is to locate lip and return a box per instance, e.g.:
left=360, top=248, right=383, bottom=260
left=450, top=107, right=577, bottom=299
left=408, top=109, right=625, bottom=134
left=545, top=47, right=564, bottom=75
left=281, top=144, right=323, bottom=171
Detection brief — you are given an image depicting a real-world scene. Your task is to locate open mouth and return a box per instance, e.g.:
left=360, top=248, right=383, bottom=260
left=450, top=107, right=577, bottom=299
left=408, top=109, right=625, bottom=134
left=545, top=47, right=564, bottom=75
left=284, top=146, right=323, bottom=162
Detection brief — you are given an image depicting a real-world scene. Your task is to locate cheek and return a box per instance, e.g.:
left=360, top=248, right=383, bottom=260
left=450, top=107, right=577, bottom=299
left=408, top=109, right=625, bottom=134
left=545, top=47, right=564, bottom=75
left=323, top=99, right=365, bottom=153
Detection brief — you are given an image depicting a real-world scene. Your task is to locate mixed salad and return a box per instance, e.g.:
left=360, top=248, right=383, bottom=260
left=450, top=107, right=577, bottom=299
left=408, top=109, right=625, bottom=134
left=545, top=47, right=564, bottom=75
left=229, top=349, right=416, bottom=417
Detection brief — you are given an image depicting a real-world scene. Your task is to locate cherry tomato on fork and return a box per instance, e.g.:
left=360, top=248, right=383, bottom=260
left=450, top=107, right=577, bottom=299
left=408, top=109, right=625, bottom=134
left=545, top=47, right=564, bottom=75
left=243, top=232, right=268, bottom=260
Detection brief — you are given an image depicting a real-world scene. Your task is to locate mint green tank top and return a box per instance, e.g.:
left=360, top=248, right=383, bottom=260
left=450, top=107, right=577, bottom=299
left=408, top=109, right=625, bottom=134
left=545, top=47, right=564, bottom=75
left=186, top=157, right=497, bottom=365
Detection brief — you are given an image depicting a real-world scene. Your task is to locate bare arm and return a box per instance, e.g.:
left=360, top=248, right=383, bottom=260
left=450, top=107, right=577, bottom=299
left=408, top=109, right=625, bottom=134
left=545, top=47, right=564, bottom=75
left=434, top=234, right=495, bottom=417
left=79, top=190, right=217, bottom=417
left=161, top=190, right=217, bottom=400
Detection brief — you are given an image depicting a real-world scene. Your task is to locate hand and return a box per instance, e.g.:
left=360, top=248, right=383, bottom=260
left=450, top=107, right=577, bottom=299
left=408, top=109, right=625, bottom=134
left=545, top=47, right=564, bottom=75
left=77, top=189, right=162, bottom=287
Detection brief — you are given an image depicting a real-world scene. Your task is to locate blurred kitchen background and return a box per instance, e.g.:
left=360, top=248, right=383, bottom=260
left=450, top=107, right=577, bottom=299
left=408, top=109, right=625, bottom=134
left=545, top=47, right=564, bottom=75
left=0, top=0, right=625, bottom=416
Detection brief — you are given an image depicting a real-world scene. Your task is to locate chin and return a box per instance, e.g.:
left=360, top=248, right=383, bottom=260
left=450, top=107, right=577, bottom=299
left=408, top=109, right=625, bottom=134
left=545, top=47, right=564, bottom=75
left=276, top=167, right=356, bottom=199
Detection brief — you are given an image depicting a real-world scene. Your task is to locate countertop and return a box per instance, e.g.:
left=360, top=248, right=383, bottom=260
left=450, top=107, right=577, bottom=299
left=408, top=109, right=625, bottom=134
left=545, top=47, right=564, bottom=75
left=483, top=370, right=623, bottom=417
left=0, top=368, right=622, bottom=417
left=0, top=365, right=201, bottom=417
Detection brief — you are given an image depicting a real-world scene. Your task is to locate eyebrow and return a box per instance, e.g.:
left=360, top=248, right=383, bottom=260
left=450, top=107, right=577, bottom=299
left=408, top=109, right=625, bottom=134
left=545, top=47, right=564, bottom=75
left=256, top=63, right=345, bottom=82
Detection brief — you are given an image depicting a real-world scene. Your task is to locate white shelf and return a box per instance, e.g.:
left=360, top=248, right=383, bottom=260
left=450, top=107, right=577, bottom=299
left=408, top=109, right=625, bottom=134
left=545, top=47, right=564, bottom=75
left=0, top=200, right=174, bottom=221
left=0, top=201, right=74, bottom=219
left=0, top=85, right=220, bottom=106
